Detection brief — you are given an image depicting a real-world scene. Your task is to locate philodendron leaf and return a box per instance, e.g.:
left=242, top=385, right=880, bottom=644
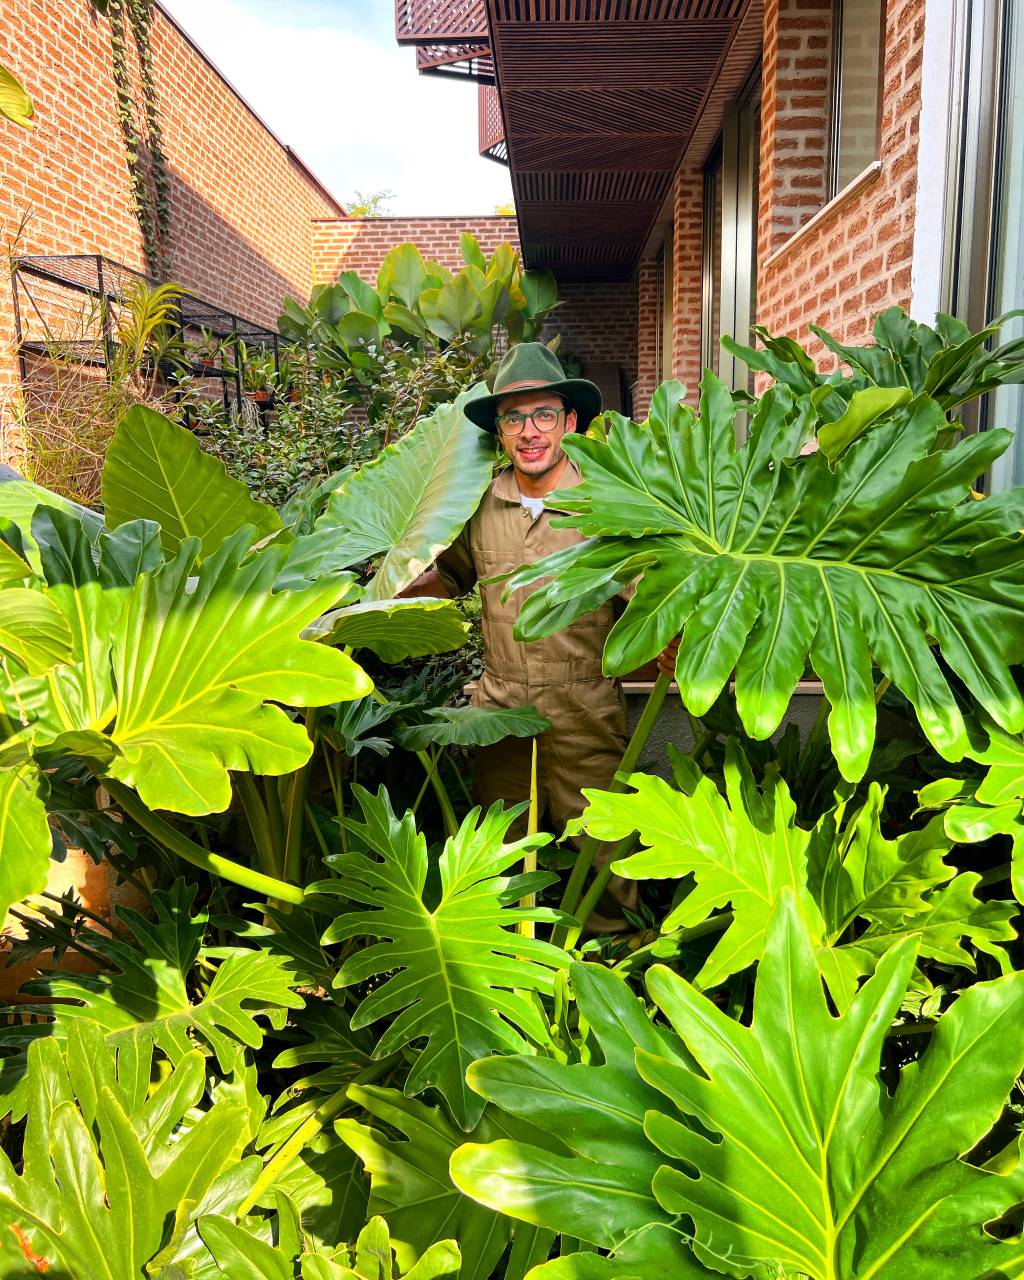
left=0, top=477, right=103, bottom=569
left=451, top=963, right=690, bottom=1257
left=102, top=404, right=283, bottom=559
left=308, top=597, right=470, bottom=663
left=0, top=881, right=304, bottom=1120
left=525, top=1225, right=711, bottom=1280
left=573, top=742, right=1013, bottom=1001
left=318, top=791, right=567, bottom=1127
left=504, top=373, right=1024, bottom=780
left=6, top=527, right=372, bottom=815
left=395, top=705, right=550, bottom=752
left=336, top=1085, right=523, bottom=1280
left=0, top=1024, right=257, bottom=1280
left=639, top=893, right=1024, bottom=1279
left=285, top=385, right=494, bottom=599
left=0, top=764, right=51, bottom=929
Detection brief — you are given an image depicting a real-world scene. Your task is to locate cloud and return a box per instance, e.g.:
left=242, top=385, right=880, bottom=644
left=161, top=0, right=513, bottom=215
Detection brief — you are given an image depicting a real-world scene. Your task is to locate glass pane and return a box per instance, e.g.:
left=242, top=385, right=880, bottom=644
left=989, top=0, right=1024, bottom=489
left=836, top=0, right=883, bottom=189
left=710, top=163, right=723, bottom=375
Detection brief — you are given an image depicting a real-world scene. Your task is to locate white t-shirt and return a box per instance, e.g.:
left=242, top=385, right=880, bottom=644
left=520, top=494, right=545, bottom=520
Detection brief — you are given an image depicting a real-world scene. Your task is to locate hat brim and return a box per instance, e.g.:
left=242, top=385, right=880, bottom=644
left=464, top=376, right=603, bottom=434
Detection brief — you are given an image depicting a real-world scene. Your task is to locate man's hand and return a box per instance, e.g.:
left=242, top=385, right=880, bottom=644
left=399, top=567, right=452, bottom=599
left=657, top=636, right=680, bottom=678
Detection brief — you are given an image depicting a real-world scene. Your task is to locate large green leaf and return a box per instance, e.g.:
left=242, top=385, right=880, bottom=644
left=337, top=1085, right=527, bottom=1280
left=378, top=243, right=428, bottom=310
left=450, top=963, right=688, bottom=1255
left=395, top=705, right=550, bottom=751
left=0, top=882, right=303, bottom=1119
left=525, top=1226, right=711, bottom=1280
left=0, top=477, right=103, bottom=570
left=5, top=529, right=371, bottom=814
left=504, top=374, right=1024, bottom=779
left=639, top=893, right=1024, bottom=1279
left=285, top=386, right=493, bottom=600
left=102, top=405, right=283, bottom=559
left=317, top=790, right=567, bottom=1127
left=571, top=742, right=1014, bottom=1000
left=0, top=587, right=72, bottom=674
left=0, top=63, right=34, bottom=127
left=0, top=764, right=51, bottom=929
left=309, top=597, right=470, bottom=663
left=0, top=1023, right=258, bottom=1280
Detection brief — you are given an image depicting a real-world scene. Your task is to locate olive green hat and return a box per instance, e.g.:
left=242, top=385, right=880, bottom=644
left=465, top=341, right=602, bottom=434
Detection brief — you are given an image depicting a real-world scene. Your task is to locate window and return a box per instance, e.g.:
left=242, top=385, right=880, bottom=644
left=701, top=74, right=760, bottom=393
left=943, top=0, right=1024, bottom=486
left=828, top=0, right=885, bottom=195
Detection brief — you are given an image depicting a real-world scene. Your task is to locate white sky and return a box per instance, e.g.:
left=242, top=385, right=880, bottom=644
left=160, top=0, right=514, bottom=215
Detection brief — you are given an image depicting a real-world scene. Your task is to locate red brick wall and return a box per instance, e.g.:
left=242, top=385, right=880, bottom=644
left=0, top=0, right=341, bottom=421
left=756, top=0, right=922, bottom=356
left=633, top=258, right=661, bottom=419
left=767, top=0, right=833, bottom=249
left=544, top=280, right=638, bottom=396
left=671, top=161, right=705, bottom=401
left=311, top=216, right=519, bottom=284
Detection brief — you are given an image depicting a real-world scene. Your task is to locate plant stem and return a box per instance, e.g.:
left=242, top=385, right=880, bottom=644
left=235, top=1058, right=394, bottom=1218
left=304, top=801, right=331, bottom=862
left=262, top=775, right=286, bottom=864
left=417, top=746, right=459, bottom=839
left=978, top=861, right=1011, bottom=887
left=519, top=739, right=539, bottom=940
left=104, top=779, right=305, bottom=905
left=235, top=773, right=278, bottom=879
left=613, top=911, right=735, bottom=975
left=282, top=710, right=316, bottom=885
left=555, top=672, right=672, bottom=939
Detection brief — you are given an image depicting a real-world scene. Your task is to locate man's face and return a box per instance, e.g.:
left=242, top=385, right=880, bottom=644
left=496, top=390, right=576, bottom=480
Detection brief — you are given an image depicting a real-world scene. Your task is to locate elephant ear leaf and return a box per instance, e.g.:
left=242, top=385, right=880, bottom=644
left=319, top=789, right=568, bottom=1127
left=395, top=704, right=550, bottom=752
left=507, top=370, right=1024, bottom=780
left=639, top=893, right=1024, bottom=1280
left=284, top=385, right=494, bottom=600
left=102, top=405, right=283, bottom=559
left=0, top=765, right=51, bottom=936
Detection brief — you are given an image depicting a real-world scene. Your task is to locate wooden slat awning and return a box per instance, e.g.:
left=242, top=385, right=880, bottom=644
left=487, top=0, right=751, bottom=280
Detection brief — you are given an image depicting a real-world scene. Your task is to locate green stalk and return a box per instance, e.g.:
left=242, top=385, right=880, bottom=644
left=417, top=746, right=459, bottom=839
left=613, top=911, right=734, bottom=975
left=555, top=672, right=672, bottom=939
left=262, top=775, right=286, bottom=863
left=560, top=832, right=638, bottom=950
left=235, top=773, right=278, bottom=878
left=282, top=709, right=316, bottom=885
left=235, top=1057, right=394, bottom=1218
left=104, top=779, right=305, bottom=905
left=518, top=739, right=540, bottom=940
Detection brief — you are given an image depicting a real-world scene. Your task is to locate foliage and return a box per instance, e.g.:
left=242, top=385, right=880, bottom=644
left=346, top=189, right=396, bottom=218
left=504, top=372, right=1024, bottom=781
left=106, top=0, right=171, bottom=275
left=0, top=63, right=33, bottom=128
left=4, top=308, right=1024, bottom=1279
left=278, top=237, right=558, bottom=376
left=18, top=280, right=192, bottom=505
left=317, top=791, right=567, bottom=1127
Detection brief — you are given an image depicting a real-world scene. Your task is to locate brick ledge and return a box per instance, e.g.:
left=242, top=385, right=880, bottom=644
left=763, top=162, right=884, bottom=273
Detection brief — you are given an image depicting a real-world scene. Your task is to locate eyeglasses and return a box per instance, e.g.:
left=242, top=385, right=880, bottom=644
left=495, top=405, right=566, bottom=436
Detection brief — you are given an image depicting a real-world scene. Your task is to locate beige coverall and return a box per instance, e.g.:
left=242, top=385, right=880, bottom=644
left=436, top=459, right=630, bottom=836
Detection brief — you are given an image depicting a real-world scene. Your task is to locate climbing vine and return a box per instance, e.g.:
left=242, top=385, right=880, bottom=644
left=104, top=0, right=171, bottom=276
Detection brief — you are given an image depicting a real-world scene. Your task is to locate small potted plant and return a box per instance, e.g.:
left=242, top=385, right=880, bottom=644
left=241, top=347, right=276, bottom=404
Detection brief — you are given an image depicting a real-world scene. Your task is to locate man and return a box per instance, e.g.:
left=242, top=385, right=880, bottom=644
left=410, top=342, right=637, bottom=888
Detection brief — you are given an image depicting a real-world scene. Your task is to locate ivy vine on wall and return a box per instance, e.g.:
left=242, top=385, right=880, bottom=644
left=101, top=0, right=172, bottom=276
